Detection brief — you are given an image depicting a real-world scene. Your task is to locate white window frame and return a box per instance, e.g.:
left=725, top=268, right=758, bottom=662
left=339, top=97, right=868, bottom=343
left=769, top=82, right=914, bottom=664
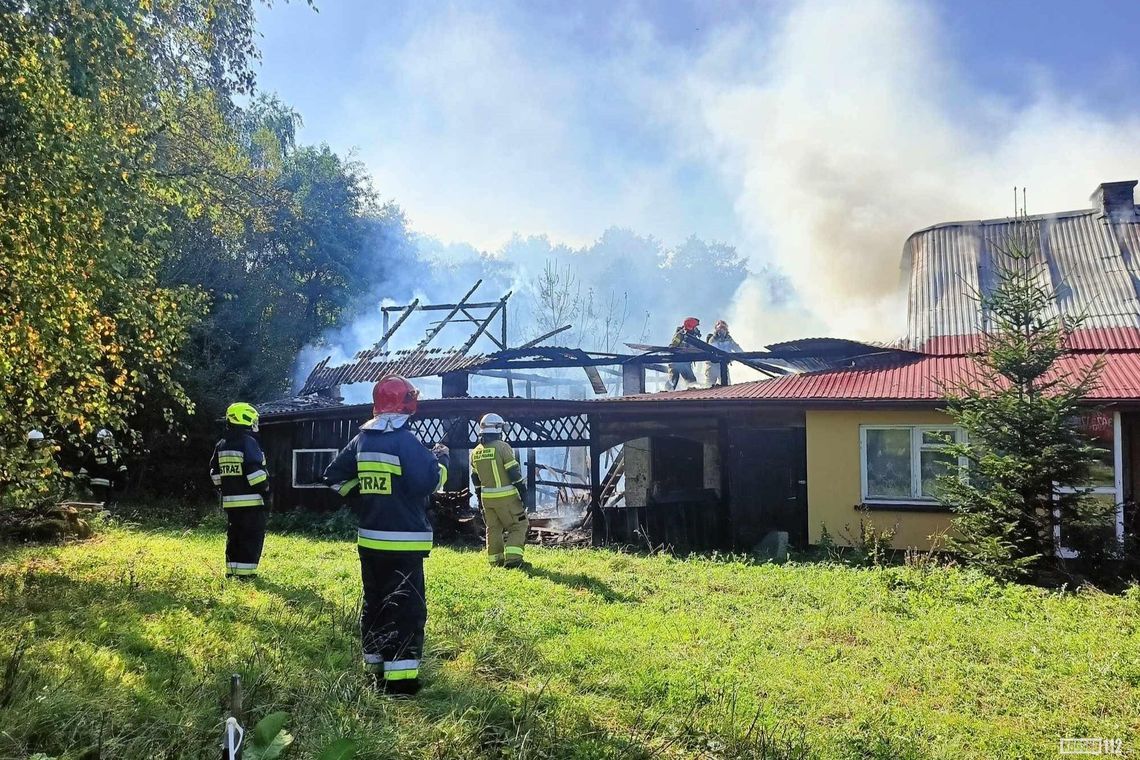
left=859, top=425, right=966, bottom=504
left=292, top=448, right=339, bottom=489
left=1054, top=411, right=1124, bottom=559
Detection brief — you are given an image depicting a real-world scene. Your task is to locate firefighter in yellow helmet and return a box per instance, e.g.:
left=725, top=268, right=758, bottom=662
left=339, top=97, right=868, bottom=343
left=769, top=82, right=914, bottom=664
left=470, top=413, right=528, bottom=567
left=209, top=402, right=270, bottom=578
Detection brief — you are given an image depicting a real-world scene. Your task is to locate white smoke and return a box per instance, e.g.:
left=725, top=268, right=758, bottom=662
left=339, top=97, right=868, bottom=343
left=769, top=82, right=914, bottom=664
left=282, top=0, right=1140, bottom=382
left=292, top=227, right=778, bottom=398
left=676, top=0, right=1140, bottom=342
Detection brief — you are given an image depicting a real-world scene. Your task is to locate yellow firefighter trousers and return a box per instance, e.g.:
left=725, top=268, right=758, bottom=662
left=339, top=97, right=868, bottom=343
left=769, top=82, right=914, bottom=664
left=484, top=494, right=528, bottom=566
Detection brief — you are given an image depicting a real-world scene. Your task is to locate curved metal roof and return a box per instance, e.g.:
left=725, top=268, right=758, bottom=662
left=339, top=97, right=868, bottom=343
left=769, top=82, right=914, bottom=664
left=902, top=182, right=1140, bottom=354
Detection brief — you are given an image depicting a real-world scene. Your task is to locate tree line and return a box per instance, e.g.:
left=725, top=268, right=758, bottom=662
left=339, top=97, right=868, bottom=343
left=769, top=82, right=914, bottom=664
left=0, top=1, right=760, bottom=518
left=0, top=1, right=403, bottom=516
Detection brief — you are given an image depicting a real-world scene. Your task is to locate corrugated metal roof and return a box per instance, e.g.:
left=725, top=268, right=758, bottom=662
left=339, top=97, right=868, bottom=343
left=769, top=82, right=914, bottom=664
left=903, top=189, right=1140, bottom=353
left=257, top=395, right=345, bottom=416
left=765, top=337, right=900, bottom=353
left=607, top=351, right=1140, bottom=402
left=300, top=348, right=493, bottom=394
left=299, top=345, right=628, bottom=395
left=760, top=337, right=920, bottom=372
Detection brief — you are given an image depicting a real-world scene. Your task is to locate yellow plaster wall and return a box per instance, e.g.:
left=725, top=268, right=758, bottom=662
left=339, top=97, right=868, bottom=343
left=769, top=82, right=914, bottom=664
left=806, top=409, right=955, bottom=549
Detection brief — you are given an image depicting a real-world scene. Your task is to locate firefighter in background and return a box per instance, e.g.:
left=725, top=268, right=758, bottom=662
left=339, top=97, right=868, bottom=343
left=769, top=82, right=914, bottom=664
left=704, top=319, right=743, bottom=386
left=26, top=429, right=48, bottom=460
left=470, top=413, right=529, bottom=568
left=26, top=429, right=55, bottom=484
left=78, top=428, right=127, bottom=506
left=323, top=375, right=449, bottom=696
left=209, top=403, right=270, bottom=578
left=666, top=317, right=702, bottom=390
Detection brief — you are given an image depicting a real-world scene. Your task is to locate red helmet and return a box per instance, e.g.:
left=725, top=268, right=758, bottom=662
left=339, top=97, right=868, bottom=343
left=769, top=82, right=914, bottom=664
left=682, top=317, right=700, bottom=331
left=372, top=375, right=419, bottom=416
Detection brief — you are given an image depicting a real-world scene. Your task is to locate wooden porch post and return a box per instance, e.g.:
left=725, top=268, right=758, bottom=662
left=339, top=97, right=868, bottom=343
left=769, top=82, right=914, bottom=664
left=589, top=437, right=603, bottom=546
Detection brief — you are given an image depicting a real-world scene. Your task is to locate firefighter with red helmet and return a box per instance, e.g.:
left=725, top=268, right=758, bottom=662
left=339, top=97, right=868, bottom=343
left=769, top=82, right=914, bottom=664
left=323, top=375, right=449, bottom=696
left=667, top=317, right=701, bottom=390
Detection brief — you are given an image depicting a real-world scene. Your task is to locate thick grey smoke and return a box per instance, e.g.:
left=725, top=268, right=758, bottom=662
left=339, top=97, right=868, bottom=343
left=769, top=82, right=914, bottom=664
left=293, top=227, right=775, bottom=398
left=677, top=0, right=1140, bottom=342
left=293, top=0, right=1140, bottom=386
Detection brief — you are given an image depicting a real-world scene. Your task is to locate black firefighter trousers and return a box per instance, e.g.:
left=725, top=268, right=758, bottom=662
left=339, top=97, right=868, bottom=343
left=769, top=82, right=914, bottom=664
left=359, top=548, right=426, bottom=684
left=225, top=505, right=267, bottom=576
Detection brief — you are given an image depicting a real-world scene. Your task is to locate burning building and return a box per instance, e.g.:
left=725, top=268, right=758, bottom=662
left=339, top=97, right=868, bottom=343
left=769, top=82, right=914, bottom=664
left=259, top=181, right=1140, bottom=555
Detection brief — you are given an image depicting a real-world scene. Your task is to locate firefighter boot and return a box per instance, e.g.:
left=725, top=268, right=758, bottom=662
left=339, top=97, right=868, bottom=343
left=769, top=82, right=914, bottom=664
left=382, top=677, right=422, bottom=697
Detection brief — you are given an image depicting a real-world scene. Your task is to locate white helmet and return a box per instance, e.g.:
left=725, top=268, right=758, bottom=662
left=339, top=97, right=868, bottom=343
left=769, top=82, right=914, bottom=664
left=479, top=413, right=506, bottom=435
left=96, top=428, right=114, bottom=443
left=27, top=429, right=44, bottom=442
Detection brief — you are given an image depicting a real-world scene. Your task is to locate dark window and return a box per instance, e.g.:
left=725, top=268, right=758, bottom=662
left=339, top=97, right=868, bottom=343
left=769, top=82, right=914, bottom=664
left=651, top=436, right=705, bottom=495
left=292, top=449, right=337, bottom=488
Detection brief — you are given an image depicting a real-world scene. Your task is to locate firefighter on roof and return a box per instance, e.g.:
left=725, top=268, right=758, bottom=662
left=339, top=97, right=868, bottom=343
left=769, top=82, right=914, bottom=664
left=209, top=403, right=270, bottom=578
left=323, top=375, right=448, bottom=696
left=666, top=317, right=701, bottom=390
left=470, top=413, right=529, bottom=567
left=704, top=319, right=743, bottom=386
left=79, top=428, right=127, bottom=506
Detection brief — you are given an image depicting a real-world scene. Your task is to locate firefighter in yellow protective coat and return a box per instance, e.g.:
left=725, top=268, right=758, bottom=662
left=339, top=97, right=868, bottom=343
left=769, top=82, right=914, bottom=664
left=470, top=413, right=528, bottom=567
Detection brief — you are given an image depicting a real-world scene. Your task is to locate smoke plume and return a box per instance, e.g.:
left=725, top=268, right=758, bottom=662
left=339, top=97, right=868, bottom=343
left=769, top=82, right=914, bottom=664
left=280, top=0, right=1140, bottom=385
left=678, top=0, right=1140, bottom=341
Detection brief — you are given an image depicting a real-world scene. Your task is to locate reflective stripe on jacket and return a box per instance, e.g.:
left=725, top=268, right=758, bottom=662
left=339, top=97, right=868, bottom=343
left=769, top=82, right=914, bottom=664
left=209, top=431, right=270, bottom=508
left=470, top=439, right=523, bottom=498
left=322, top=423, right=449, bottom=554
left=82, top=445, right=124, bottom=489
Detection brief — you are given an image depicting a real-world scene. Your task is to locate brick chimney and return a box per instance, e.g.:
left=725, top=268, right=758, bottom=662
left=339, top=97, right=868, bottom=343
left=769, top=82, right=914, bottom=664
left=1090, top=180, right=1138, bottom=220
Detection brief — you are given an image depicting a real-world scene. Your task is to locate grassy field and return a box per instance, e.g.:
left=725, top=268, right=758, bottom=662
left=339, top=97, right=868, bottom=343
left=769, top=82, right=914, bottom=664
left=0, top=525, right=1138, bottom=759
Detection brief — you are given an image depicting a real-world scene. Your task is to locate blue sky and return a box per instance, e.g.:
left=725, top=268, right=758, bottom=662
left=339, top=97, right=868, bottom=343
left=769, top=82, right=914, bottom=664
left=254, top=0, right=1140, bottom=338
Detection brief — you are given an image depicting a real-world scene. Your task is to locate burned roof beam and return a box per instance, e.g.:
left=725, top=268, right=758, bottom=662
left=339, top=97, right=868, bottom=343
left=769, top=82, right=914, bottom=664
left=427, top=317, right=487, bottom=325
left=471, top=369, right=563, bottom=384
left=372, top=299, right=418, bottom=355
left=380, top=300, right=505, bottom=313
left=481, top=356, right=631, bottom=370
left=583, top=365, right=607, bottom=394
left=415, top=280, right=484, bottom=351
left=683, top=335, right=788, bottom=377
left=517, top=324, right=573, bottom=349
left=460, top=293, right=512, bottom=354
left=534, top=480, right=592, bottom=491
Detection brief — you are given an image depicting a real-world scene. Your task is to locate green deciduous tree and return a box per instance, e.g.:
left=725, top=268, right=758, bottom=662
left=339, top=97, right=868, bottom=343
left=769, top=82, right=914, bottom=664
left=1, top=1, right=378, bottom=517
left=143, top=93, right=388, bottom=495
left=0, top=5, right=203, bottom=516
left=937, top=221, right=1115, bottom=581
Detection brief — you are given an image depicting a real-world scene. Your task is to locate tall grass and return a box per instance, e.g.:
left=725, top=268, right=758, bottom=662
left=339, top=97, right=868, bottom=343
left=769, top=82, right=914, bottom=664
left=0, top=526, right=1137, bottom=758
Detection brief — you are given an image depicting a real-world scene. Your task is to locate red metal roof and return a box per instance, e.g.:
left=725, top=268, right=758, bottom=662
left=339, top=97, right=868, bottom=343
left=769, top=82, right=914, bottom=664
left=612, top=351, right=1140, bottom=403
left=1065, top=327, right=1140, bottom=351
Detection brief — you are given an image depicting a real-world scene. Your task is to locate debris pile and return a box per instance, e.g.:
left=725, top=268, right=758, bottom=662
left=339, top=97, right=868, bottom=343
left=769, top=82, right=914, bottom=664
left=3, top=501, right=97, bottom=542
left=527, top=515, right=591, bottom=547
left=429, top=490, right=484, bottom=545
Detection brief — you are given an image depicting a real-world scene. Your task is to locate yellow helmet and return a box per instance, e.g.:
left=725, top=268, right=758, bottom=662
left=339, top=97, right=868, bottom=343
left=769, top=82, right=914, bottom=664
left=226, top=402, right=260, bottom=431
